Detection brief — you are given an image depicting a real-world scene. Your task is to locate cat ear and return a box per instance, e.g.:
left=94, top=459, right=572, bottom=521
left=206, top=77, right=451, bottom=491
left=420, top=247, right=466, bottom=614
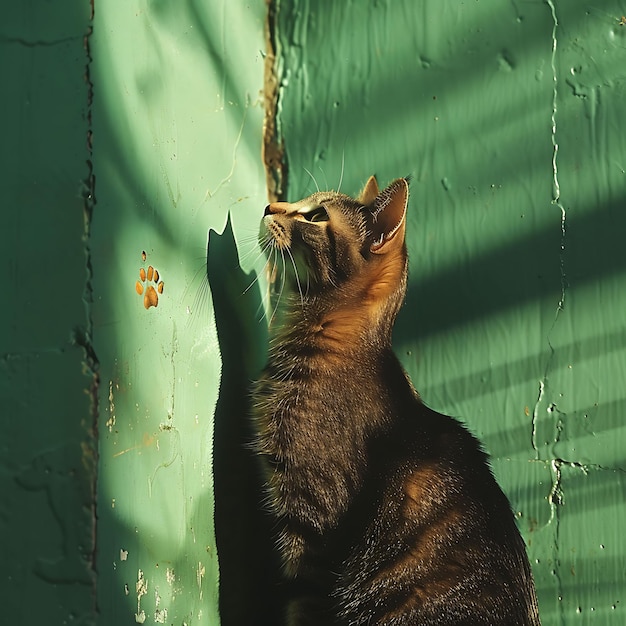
left=359, top=175, right=380, bottom=205
left=369, top=178, right=409, bottom=254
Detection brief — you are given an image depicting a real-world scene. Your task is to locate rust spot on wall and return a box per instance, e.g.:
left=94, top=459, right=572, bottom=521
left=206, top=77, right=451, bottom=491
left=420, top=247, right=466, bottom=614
left=263, top=0, right=288, bottom=203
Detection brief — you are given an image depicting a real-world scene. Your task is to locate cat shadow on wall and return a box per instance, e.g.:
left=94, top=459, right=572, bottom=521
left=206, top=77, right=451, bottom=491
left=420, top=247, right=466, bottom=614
left=208, top=214, right=283, bottom=626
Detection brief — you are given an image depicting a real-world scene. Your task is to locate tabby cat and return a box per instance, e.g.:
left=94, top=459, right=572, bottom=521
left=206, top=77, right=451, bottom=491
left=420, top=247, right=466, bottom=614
left=253, top=176, right=541, bottom=625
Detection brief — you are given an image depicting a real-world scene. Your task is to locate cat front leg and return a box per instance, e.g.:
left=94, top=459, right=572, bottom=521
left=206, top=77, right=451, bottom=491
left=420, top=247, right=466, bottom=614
left=285, top=596, right=338, bottom=626
left=279, top=527, right=342, bottom=626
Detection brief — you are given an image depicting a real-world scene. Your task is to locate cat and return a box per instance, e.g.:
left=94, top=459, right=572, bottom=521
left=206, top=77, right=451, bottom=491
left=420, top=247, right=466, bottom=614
left=252, top=176, right=541, bottom=625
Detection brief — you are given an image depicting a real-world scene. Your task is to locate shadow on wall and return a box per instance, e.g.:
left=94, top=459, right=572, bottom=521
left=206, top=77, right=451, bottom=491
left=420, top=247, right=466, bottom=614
left=208, top=215, right=284, bottom=626
left=396, top=192, right=626, bottom=345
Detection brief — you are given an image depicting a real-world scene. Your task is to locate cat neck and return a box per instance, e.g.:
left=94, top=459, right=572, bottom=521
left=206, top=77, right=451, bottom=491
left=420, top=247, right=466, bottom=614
left=267, top=245, right=408, bottom=362
left=268, top=295, right=394, bottom=363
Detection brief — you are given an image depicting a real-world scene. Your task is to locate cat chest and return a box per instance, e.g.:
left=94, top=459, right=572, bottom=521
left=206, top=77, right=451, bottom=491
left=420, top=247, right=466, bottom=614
left=254, top=369, right=379, bottom=517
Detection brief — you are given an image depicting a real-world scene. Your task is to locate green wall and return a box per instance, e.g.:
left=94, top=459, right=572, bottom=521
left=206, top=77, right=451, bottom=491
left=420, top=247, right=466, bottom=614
left=277, top=0, right=626, bottom=625
left=2, top=1, right=626, bottom=624
left=91, top=1, right=269, bottom=624
left=0, top=1, right=97, bottom=623
left=272, top=1, right=626, bottom=623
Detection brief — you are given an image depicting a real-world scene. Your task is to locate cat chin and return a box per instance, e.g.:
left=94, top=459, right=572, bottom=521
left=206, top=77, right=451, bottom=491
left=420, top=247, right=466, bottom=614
left=276, top=252, right=316, bottom=295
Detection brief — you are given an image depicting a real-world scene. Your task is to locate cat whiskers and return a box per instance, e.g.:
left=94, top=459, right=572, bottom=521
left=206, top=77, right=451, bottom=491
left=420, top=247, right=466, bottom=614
left=284, top=245, right=305, bottom=310
left=253, top=228, right=309, bottom=326
left=303, top=166, right=320, bottom=193
left=238, top=231, right=271, bottom=268
left=242, top=235, right=274, bottom=297
left=269, top=245, right=288, bottom=325
left=240, top=237, right=273, bottom=324
left=259, top=243, right=279, bottom=325
left=337, top=149, right=345, bottom=193
left=263, top=238, right=307, bottom=325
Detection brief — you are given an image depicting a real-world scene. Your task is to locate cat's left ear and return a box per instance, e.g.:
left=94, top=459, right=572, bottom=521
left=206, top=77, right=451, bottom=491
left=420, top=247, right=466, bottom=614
left=359, top=175, right=380, bottom=205
left=369, top=178, right=409, bottom=254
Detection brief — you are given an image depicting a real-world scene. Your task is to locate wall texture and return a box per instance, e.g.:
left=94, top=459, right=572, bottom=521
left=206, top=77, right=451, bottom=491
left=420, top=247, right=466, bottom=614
left=91, top=0, right=269, bottom=624
left=272, top=1, right=626, bottom=624
left=3, top=1, right=625, bottom=625
left=0, top=1, right=97, bottom=623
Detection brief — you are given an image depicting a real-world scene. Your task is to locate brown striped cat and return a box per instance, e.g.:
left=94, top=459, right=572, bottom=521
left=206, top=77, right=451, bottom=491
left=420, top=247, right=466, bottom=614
left=253, top=176, right=541, bottom=625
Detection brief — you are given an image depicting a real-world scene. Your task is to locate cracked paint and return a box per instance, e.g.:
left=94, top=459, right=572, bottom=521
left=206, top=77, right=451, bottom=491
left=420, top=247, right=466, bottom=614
left=532, top=3, right=570, bottom=549
left=135, top=569, right=148, bottom=623
left=545, top=0, right=568, bottom=315
left=80, top=3, right=100, bottom=608
left=196, top=561, right=206, bottom=599
left=106, top=380, right=116, bottom=432
left=154, top=587, right=168, bottom=623
left=534, top=0, right=568, bottom=578
left=166, top=567, right=176, bottom=585
left=263, top=0, right=289, bottom=202
left=196, top=106, right=250, bottom=210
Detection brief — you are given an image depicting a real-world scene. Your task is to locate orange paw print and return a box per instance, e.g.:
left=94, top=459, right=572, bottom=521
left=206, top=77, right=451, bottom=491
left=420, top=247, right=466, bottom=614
left=135, top=251, right=164, bottom=309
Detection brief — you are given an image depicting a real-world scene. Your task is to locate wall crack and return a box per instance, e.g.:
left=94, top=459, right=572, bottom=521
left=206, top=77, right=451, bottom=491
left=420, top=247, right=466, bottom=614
left=546, top=0, right=568, bottom=316
left=534, top=6, right=569, bottom=621
left=0, top=33, right=81, bottom=47
left=79, top=0, right=100, bottom=615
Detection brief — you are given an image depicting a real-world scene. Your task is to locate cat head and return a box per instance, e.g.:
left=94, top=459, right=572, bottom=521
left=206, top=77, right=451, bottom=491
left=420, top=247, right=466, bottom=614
left=261, top=176, right=409, bottom=342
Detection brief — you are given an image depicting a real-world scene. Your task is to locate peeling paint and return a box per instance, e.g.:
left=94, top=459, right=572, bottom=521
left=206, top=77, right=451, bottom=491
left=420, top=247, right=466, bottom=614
left=166, top=567, right=176, bottom=585
left=135, top=569, right=148, bottom=623
left=106, top=380, right=116, bottom=432
left=196, top=561, right=205, bottom=599
left=263, top=0, right=289, bottom=202
left=531, top=379, right=544, bottom=460
left=154, top=587, right=168, bottom=623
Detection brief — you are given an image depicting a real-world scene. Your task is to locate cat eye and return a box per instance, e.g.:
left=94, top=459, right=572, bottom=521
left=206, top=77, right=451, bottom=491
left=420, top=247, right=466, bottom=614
left=302, top=206, right=329, bottom=223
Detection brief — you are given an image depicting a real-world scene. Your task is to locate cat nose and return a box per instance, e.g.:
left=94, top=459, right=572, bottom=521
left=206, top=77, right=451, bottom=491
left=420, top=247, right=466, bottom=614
left=264, top=202, right=290, bottom=216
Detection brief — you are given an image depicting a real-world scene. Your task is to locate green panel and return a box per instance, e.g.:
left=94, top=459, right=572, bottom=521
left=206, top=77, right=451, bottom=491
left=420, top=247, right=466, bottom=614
left=91, top=1, right=267, bottom=623
left=0, top=0, right=97, bottom=623
left=272, top=0, right=626, bottom=623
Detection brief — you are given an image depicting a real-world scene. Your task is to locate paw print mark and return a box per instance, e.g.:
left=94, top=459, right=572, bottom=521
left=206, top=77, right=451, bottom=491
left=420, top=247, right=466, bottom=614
left=135, top=254, right=164, bottom=309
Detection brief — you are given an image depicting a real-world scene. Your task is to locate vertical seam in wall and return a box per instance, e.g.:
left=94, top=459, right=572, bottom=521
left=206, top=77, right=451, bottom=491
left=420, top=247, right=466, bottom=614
left=81, top=0, right=100, bottom=614
left=533, top=1, right=569, bottom=464
left=263, top=0, right=289, bottom=203
left=545, top=3, right=566, bottom=622
left=546, top=0, right=568, bottom=316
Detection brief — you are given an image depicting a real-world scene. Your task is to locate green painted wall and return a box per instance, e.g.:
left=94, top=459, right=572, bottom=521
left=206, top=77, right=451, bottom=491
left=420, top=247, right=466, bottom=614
left=0, top=1, right=97, bottom=623
left=3, top=1, right=625, bottom=624
left=91, top=0, right=269, bottom=624
left=273, top=1, right=626, bottom=624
